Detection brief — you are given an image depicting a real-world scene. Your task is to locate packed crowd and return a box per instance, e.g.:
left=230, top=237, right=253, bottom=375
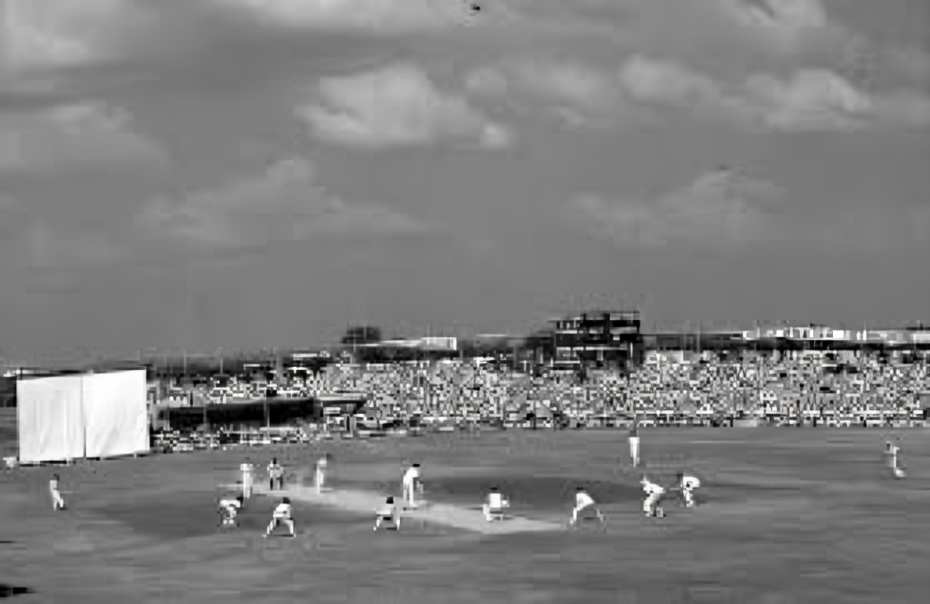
left=159, top=351, right=929, bottom=427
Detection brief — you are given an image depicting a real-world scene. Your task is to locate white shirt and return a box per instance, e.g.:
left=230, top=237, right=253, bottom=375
left=240, top=463, right=253, bottom=474
left=575, top=491, right=595, bottom=508
left=316, top=457, right=328, bottom=470
left=49, top=478, right=60, bottom=491
left=273, top=503, right=292, bottom=518
left=642, top=481, right=665, bottom=496
left=680, top=475, right=701, bottom=490
left=219, top=498, right=241, bottom=511
left=403, top=467, right=420, bottom=485
left=487, top=492, right=505, bottom=508
left=267, top=462, right=283, bottom=478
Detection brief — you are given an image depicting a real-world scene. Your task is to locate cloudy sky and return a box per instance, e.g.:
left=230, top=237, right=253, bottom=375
left=1, top=0, right=929, bottom=362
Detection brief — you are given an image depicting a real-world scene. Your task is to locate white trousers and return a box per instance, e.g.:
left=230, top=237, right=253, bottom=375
left=643, top=492, right=663, bottom=514
left=50, top=489, right=65, bottom=510
left=570, top=503, right=602, bottom=525
left=402, top=481, right=417, bottom=507
left=682, top=488, right=695, bottom=507
left=315, top=468, right=326, bottom=493
left=266, top=516, right=295, bottom=536
left=242, top=473, right=253, bottom=499
left=629, top=437, right=640, bottom=466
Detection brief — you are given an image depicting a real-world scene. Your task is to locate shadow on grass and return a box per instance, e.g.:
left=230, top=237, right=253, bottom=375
left=0, top=584, right=34, bottom=598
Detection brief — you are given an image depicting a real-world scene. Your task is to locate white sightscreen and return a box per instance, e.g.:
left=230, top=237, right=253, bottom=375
left=16, top=375, right=86, bottom=463
left=81, top=369, right=150, bottom=458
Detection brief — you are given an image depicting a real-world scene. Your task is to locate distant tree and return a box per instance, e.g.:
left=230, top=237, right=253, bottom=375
left=341, top=326, right=382, bottom=346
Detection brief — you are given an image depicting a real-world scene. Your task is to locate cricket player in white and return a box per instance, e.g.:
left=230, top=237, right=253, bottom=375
left=885, top=440, right=906, bottom=478
left=641, top=476, right=666, bottom=518
left=49, top=473, right=66, bottom=511
left=218, top=495, right=243, bottom=527
left=482, top=487, right=510, bottom=521
left=402, top=463, right=422, bottom=509
left=240, top=459, right=254, bottom=499
left=267, top=457, right=284, bottom=491
left=569, top=487, right=605, bottom=526
left=315, top=454, right=330, bottom=494
left=675, top=472, right=701, bottom=508
left=264, top=497, right=296, bottom=538
left=628, top=424, right=641, bottom=467
left=373, top=496, right=400, bottom=531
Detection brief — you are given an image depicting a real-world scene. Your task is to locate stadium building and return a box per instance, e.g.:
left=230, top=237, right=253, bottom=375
left=530, top=310, right=644, bottom=371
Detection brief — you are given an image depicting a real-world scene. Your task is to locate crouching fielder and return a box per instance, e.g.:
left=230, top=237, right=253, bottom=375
left=218, top=495, right=243, bottom=527
left=676, top=472, right=701, bottom=508
left=569, top=486, right=605, bottom=527
left=264, top=497, right=296, bottom=538
left=373, top=496, right=400, bottom=532
left=641, top=476, right=666, bottom=518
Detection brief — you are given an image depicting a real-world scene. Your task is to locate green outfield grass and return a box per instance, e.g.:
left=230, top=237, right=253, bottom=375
left=2, top=428, right=929, bottom=603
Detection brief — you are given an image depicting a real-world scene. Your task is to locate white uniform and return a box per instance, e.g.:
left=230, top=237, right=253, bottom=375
left=402, top=466, right=421, bottom=507
left=315, top=457, right=328, bottom=494
left=628, top=429, right=641, bottom=467
left=641, top=480, right=666, bottom=516
left=49, top=478, right=66, bottom=511
left=373, top=499, right=399, bottom=531
left=219, top=498, right=241, bottom=526
left=887, top=444, right=906, bottom=478
left=482, top=491, right=510, bottom=521
left=679, top=475, right=701, bottom=507
left=240, top=462, right=254, bottom=499
left=569, top=490, right=603, bottom=525
left=265, top=502, right=295, bottom=537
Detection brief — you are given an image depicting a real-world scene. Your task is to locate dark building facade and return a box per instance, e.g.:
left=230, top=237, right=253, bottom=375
left=538, top=310, right=644, bottom=371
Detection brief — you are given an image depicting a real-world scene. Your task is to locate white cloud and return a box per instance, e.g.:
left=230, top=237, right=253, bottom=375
left=210, top=0, right=482, bottom=33
left=569, top=168, right=781, bottom=249
left=0, top=0, right=147, bottom=74
left=0, top=101, right=165, bottom=172
left=467, top=58, right=638, bottom=127
left=617, top=55, right=930, bottom=132
left=136, top=157, right=433, bottom=251
left=297, top=63, right=512, bottom=148
left=715, top=0, right=829, bottom=52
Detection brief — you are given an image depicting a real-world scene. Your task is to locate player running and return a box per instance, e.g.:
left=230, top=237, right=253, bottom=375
left=674, top=472, right=702, bottom=508
left=49, top=473, right=66, bottom=511
left=885, top=440, right=906, bottom=479
left=640, top=475, right=666, bottom=518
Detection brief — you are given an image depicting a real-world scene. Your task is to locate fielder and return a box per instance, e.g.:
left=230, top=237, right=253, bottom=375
left=402, top=463, right=422, bottom=509
left=267, top=457, right=284, bottom=491
left=675, top=472, right=701, bottom=508
left=482, top=486, right=510, bottom=522
left=49, top=473, right=66, bottom=511
left=240, top=458, right=254, bottom=499
left=885, top=440, right=906, bottom=479
left=568, top=486, right=605, bottom=527
left=640, top=475, right=666, bottom=518
left=314, top=453, right=330, bottom=494
left=628, top=423, right=641, bottom=467
left=373, top=496, right=400, bottom=532
left=264, top=497, right=296, bottom=538
left=218, top=495, right=243, bottom=528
